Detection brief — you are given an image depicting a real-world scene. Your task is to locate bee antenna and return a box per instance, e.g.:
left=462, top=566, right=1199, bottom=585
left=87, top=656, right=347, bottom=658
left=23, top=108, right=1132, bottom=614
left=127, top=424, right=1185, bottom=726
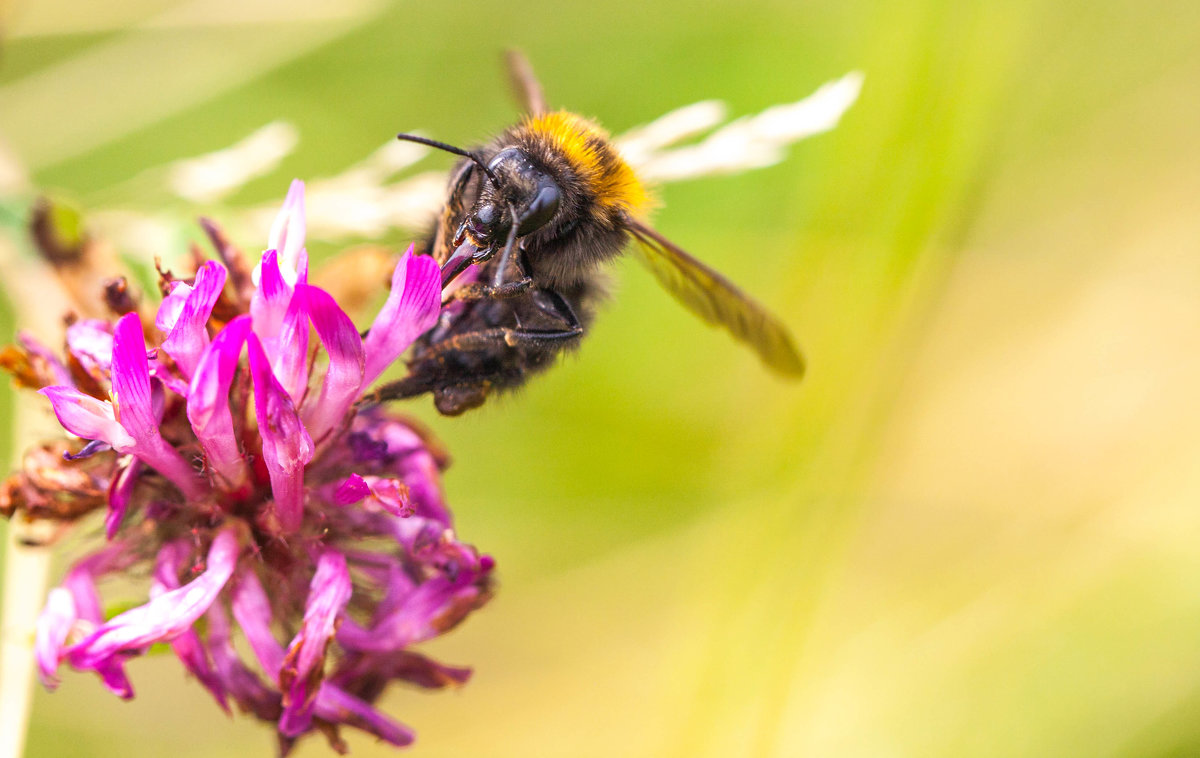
left=396, top=133, right=500, bottom=185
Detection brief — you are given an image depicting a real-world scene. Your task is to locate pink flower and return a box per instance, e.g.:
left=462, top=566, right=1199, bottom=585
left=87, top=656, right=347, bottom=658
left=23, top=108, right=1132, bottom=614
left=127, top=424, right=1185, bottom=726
left=8, top=181, right=494, bottom=752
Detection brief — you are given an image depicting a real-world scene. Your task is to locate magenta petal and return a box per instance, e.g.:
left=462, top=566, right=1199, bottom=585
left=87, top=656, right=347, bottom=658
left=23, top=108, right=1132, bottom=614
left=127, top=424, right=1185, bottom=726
left=66, top=529, right=239, bottom=670
left=366, top=561, right=417, bottom=628
left=250, top=249, right=292, bottom=349
left=272, top=278, right=311, bottom=404
left=35, top=547, right=131, bottom=687
left=338, top=533, right=491, bottom=653
left=229, top=569, right=412, bottom=746
left=110, top=314, right=206, bottom=498
left=206, top=603, right=283, bottom=721
left=18, top=331, right=74, bottom=387
left=313, top=684, right=415, bottom=747
left=333, top=649, right=471, bottom=694
left=340, top=475, right=411, bottom=517
left=148, top=356, right=191, bottom=397
left=364, top=248, right=446, bottom=388
left=361, top=247, right=441, bottom=387
left=333, top=474, right=370, bottom=506
left=39, top=546, right=133, bottom=696
left=155, top=281, right=191, bottom=332
left=34, top=588, right=75, bottom=687
left=231, top=571, right=285, bottom=676
left=187, top=315, right=252, bottom=488
left=353, top=414, right=451, bottom=523
left=110, top=314, right=157, bottom=434
left=152, top=540, right=229, bottom=712
left=105, top=458, right=141, bottom=539
left=39, top=386, right=134, bottom=449
left=45, top=374, right=201, bottom=502
left=95, top=659, right=135, bottom=699
left=161, top=261, right=227, bottom=378
left=150, top=540, right=192, bottom=597
left=279, top=550, right=352, bottom=736
left=251, top=249, right=310, bottom=403
left=336, top=579, right=456, bottom=651
left=131, top=425, right=205, bottom=500
left=364, top=477, right=411, bottom=517
left=268, top=179, right=307, bottom=283
left=248, top=334, right=314, bottom=532
left=259, top=248, right=289, bottom=303
left=173, top=629, right=228, bottom=709
left=63, top=320, right=115, bottom=378
left=64, top=547, right=128, bottom=624
left=297, top=285, right=364, bottom=442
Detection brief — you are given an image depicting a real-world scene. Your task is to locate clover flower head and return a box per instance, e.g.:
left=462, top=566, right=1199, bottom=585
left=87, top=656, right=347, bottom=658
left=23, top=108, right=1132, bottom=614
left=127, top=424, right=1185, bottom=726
left=2, top=180, right=494, bottom=753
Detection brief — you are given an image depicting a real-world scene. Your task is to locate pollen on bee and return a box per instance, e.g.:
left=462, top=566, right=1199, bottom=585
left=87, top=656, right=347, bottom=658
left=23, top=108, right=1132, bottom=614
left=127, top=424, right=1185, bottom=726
left=522, top=111, right=650, bottom=215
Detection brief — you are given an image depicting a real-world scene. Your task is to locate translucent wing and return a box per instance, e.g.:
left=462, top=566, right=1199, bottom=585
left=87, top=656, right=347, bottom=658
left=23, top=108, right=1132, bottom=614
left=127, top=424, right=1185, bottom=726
left=505, top=49, right=547, bottom=116
left=625, top=217, right=805, bottom=377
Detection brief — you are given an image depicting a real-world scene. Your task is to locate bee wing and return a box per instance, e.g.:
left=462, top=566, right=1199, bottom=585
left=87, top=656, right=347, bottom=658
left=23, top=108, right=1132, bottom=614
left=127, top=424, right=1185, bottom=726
left=505, top=49, right=548, bottom=116
left=625, top=217, right=805, bottom=377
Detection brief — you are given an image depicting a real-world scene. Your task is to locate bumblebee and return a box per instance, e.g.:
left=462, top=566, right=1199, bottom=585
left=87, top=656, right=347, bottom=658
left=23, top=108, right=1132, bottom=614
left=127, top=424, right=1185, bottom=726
left=369, top=52, right=804, bottom=415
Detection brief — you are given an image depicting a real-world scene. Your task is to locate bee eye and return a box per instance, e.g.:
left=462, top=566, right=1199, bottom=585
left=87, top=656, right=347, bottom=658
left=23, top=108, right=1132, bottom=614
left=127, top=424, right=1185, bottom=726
left=516, top=184, right=560, bottom=235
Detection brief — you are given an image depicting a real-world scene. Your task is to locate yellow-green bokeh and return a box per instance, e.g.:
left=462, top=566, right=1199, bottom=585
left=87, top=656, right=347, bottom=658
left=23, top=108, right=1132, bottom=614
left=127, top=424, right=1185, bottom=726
left=3, top=0, right=1200, bottom=756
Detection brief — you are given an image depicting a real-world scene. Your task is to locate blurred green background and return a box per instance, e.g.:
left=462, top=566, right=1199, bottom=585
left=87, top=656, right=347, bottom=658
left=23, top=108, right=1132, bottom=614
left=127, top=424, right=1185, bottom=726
left=3, top=0, right=1200, bottom=756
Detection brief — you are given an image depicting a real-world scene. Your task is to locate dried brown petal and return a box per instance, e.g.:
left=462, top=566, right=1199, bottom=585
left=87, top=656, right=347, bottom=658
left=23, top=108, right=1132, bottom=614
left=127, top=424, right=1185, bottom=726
left=103, top=277, right=138, bottom=316
left=0, top=441, right=112, bottom=523
left=30, top=196, right=86, bottom=266
left=0, top=344, right=48, bottom=389
left=200, top=217, right=254, bottom=308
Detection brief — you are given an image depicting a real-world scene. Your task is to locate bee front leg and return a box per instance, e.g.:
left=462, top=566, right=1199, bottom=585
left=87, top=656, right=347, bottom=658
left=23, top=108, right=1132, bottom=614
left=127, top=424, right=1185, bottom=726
left=434, top=288, right=584, bottom=352
left=417, top=323, right=582, bottom=356
left=360, top=287, right=583, bottom=414
left=447, top=277, right=533, bottom=302
left=444, top=239, right=535, bottom=302
left=357, top=370, right=493, bottom=416
left=356, top=372, right=434, bottom=407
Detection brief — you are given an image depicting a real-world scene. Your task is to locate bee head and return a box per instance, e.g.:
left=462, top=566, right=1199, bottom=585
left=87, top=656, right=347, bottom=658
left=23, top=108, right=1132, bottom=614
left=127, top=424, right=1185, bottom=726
left=394, top=133, right=561, bottom=252
left=465, top=147, right=560, bottom=248
left=396, top=132, right=565, bottom=286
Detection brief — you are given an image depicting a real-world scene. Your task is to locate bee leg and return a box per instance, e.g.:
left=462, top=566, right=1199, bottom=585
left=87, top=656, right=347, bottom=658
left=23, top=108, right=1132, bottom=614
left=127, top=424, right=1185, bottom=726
left=451, top=288, right=585, bottom=349
left=360, top=287, right=582, bottom=413
left=431, top=288, right=585, bottom=352
left=447, top=277, right=533, bottom=302
left=433, top=384, right=491, bottom=416
left=445, top=233, right=536, bottom=302
left=415, top=324, right=582, bottom=356
left=356, top=372, right=434, bottom=407
left=535, top=288, right=580, bottom=325
left=491, top=221, right=526, bottom=287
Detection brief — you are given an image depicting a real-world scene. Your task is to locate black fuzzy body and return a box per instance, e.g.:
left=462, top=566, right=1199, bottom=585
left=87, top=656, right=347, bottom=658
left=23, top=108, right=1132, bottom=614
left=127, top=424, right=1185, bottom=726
left=400, top=115, right=646, bottom=415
